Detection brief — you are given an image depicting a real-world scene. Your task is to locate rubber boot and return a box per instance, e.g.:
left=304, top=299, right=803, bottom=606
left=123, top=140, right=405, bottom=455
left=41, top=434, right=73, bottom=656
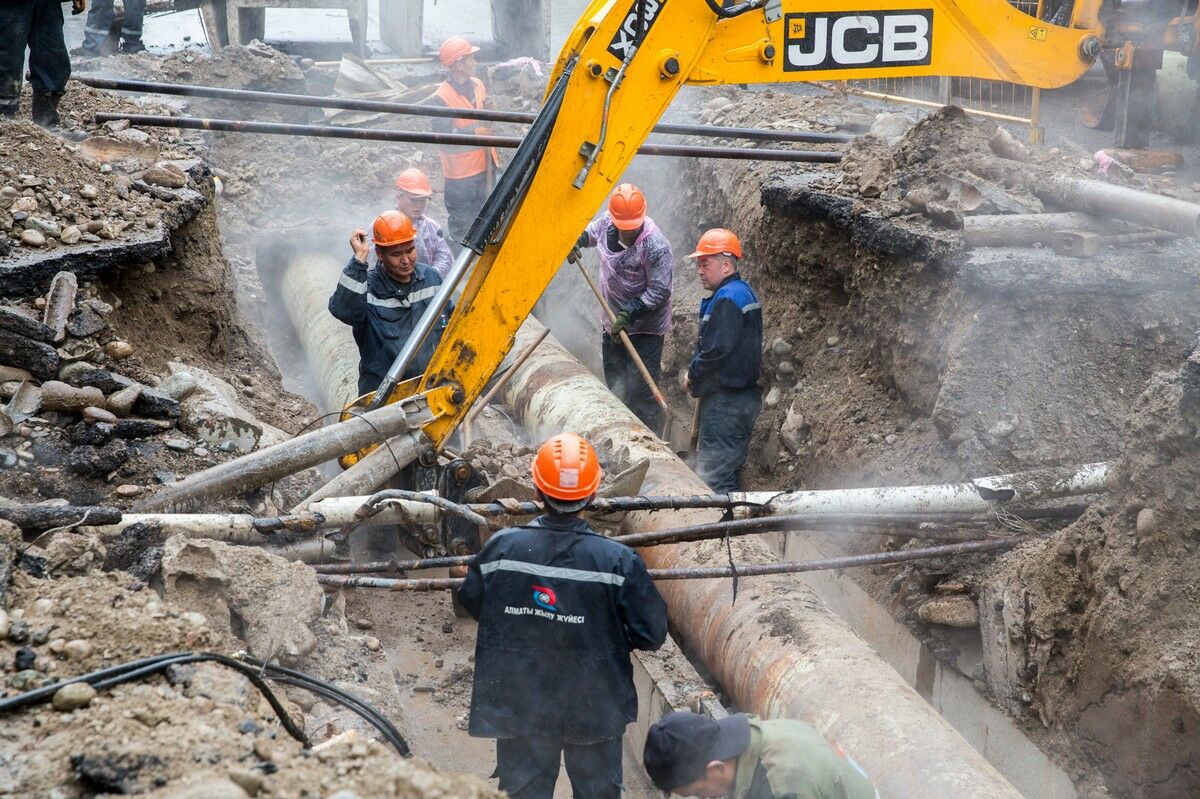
left=31, top=93, right=62, bottom=128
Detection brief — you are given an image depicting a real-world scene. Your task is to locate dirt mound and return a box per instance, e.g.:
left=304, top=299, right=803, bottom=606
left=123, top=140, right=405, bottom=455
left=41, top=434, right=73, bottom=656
left=0, top=120, right=194, bottom=262
left=980, top=341, right=1200, bottom=798
left=91, top=42, right=307, bottom=93
left=0, top=526, right=501, bottom=798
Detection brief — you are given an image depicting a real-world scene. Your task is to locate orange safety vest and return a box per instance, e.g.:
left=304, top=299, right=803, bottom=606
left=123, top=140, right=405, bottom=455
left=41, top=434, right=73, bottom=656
left=434, top=77, right=501, bottom=180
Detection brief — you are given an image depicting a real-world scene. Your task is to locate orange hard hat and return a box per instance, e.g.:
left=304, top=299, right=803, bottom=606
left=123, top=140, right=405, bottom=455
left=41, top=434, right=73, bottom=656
left=531, top=433, right=603, bottom=503
left=439, top=36, right=480, bottom=67
left=688, top=228, right=743, bottom=259
left=608, top=183, right=646, bottom=231
left=395, top=167, right=433, bottom=197
left=372, top=210, right=417, bottom=247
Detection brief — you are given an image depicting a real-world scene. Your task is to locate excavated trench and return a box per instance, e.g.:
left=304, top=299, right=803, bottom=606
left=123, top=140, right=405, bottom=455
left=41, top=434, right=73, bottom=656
left=6, top=44, right=1199, bottom=796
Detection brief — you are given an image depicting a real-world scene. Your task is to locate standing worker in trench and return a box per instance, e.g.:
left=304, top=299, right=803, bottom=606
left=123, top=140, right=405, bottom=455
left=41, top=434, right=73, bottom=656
left=0, top=0, right=83, bottom=126
left=643, top=710, right=879, bottom=799
left=572, top=183, right=674, bottom=431
left=428, top=35, right=501, bottom=248
left=394, top=166, right=454, bottom=279
left=457, top=432, right=668, bottom=799
left=683, top=228, right=763, bottom=493
left=328, top=210, right=450, bottom=397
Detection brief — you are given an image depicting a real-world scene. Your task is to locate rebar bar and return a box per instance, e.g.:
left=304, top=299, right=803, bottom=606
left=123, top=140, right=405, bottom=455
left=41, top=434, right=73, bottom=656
left=314, top=534, right=1032, bottom=591
left=92, top=113, right=845, bottom=164
left=78, top=76, right=853, bottom=144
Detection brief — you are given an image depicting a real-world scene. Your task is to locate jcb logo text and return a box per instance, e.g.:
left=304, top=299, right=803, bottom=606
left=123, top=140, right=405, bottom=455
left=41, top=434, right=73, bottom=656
left=783, top=10, right=933, bottom=72
left=608, top=0, right=666, bottom=60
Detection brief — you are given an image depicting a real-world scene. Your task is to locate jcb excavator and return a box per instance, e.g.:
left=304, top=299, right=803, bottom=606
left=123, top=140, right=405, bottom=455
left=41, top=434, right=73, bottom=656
left=343, top=0, right=1200, bottom=528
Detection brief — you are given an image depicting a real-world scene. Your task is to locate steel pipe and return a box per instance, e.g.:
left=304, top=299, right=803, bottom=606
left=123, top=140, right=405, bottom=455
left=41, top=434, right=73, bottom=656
left=88, top=511, right=323, bottom=544
left=290, top=430, right=430, bottom=512
left=77, top=76, right=853, bottom=144
left=737, top=462, right=1109, bottom=518
left=133, top=399, right=433, bottom=513
left=499, top=319, right=1023, bottom=798
left=315, top=536, right=1028, bottom=589
left=1033, top=174, right=1200, bottom=237
left=92, top=113, right=845, bottom=164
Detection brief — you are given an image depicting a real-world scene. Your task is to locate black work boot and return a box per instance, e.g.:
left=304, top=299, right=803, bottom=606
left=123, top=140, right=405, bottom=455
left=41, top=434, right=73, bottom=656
left=31, top=93, right=62, bottom=128
left=119, top=38, right=146, bottom=54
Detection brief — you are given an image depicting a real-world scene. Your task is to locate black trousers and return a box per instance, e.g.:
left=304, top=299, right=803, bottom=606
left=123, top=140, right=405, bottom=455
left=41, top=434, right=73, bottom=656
left=0, top=0, right=70, bottom=116
left=696, top=386, right=762, bottom=493
left=495, top=736, right=623, bottom=799
left=601, top=332, right=663, bottom=432
left=443, top=172, right=489, bottom=249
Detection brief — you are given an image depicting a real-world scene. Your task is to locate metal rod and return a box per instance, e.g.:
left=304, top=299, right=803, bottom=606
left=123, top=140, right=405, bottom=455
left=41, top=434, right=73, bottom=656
left=315, top=535, right=1031, bottom=590
left=78, top=77, right=853, bottom=144
left=466, top=327, right=551, bottom=423
left=91, top=113, right=846, bottom=164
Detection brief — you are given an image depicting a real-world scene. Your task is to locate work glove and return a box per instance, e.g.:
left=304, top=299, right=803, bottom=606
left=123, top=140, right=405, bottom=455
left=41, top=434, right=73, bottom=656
left=610, top=299, right=645, bottom=338
left=566, top=245, right=582, bottom=265
left=610, top=309, right=632, bottom=338
left=71, top=0, right=86, bottom=14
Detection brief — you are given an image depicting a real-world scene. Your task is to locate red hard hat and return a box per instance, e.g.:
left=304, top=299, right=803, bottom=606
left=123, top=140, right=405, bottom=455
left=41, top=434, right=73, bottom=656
left=531, top=433, right=603, bottom=502
left=372, top=210, right=417, bottom=247
left=608, top=183, right=646, bottom=231
left=395, top=167, right=434, bottom=197
left=688, top=228, right=743, bottom=259
left=439, top=36, right=480, bottom=67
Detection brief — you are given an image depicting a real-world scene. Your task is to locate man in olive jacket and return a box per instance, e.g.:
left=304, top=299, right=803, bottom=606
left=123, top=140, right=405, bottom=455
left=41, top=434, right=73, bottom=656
left=644, top=711, right=879, bottom=799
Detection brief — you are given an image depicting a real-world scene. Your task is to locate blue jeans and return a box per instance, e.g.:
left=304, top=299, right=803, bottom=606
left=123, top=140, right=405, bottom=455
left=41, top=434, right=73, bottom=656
left=81, top=0, right=145, bottom=52
left=696, top=386, right=762, bottom=493
left=495, top=736, right=623, bottom=799
left=0, top=0, right=70, bottom=115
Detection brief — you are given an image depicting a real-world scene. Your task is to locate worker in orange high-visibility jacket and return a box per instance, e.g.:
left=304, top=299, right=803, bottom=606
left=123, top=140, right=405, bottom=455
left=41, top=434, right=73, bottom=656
left=428, top=36, right=501, bottom=248
left=458, top=433, right=668, bottom=799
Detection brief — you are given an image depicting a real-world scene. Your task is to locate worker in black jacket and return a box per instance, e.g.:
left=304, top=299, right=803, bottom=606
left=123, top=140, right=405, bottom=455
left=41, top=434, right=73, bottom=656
left=458, top=432, right=668, bottom=799
left=328, top=210, right=450, bottom=397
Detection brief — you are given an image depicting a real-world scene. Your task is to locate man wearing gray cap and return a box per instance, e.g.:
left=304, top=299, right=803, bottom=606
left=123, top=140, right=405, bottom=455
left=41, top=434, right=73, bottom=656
left=642, top=711, right=878, bottom=798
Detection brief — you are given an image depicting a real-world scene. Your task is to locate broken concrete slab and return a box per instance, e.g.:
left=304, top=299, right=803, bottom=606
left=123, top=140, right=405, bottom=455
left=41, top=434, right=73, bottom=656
left=0, top=307, right=51, bottom=342
left=160, top=536, right=322, bottom=665
left=0, top=328, right=60, bottom=382
left=42, top=271, right=77, bottom=343
left=172, top=362, right=264, bottom=453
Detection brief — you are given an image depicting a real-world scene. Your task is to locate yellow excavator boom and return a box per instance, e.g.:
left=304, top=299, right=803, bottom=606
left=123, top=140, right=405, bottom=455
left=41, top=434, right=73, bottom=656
left=381, top=0, right=1106, bottom=450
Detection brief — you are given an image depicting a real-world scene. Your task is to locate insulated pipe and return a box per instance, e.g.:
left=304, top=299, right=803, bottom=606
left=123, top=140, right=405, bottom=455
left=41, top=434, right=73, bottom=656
left=92, top=114, right=846, bottom=164
left=962, top=211, right=1125, bottom=247
left=1033, top=175, right=1200, bottom=237
left=133, top=400, right=432, bottom=513
left=500, top=319, right=1023, bottom=799
left=737, top=462, right=1109, bottom=517
left=76, top=76, right=854, bottom=144
left=281, top=255, right=361, bottom=412
left=290, top=430, right=430, bottom=512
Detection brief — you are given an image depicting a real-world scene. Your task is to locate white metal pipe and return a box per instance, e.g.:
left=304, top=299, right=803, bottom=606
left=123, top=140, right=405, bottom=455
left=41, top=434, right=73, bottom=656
left=737, top=462, right=1109, bottom=517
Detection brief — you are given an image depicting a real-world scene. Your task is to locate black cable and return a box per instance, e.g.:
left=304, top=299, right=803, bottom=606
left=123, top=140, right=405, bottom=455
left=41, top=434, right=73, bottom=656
left=705, top=0, right=764, bottom=19
left=0, top=651, right=410, bottom=755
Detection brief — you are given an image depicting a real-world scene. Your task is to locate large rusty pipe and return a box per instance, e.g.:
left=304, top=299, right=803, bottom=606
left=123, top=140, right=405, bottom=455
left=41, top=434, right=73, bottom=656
left=500, top=319, right=1023, bottom=799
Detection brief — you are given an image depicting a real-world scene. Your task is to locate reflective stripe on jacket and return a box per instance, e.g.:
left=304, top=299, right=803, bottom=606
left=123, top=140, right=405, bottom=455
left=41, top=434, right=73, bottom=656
left=433, top=77, right=500, bottom=179
left=327, top=257, right=448, bottom=396
left=456, top=514, right=668, bottom=744
left=688, top=272, right=762, bottom=396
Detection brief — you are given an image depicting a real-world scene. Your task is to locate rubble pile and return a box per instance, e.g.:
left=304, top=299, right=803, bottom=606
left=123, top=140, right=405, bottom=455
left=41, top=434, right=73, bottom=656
left=464, top=439, right=537, bottom=485
left=0, top=521, right=503, bottom=798
left=0, top=274, right=303, bottom=510
left=88, top=40, right=307, bottom=94
left=0, top=121, right=202, bottom=263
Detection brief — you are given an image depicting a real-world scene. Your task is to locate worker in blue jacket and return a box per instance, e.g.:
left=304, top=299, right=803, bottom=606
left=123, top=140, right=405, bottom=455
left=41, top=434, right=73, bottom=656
left=458, top=432, right=668, bottom=799
left=683, top=228, right=763, bottom=493
left=328, top=210, right=450, bottom=397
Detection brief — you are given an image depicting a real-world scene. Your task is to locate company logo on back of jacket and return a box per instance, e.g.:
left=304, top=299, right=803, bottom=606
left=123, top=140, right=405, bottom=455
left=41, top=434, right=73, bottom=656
left=532, top=584, right=558, bottom=612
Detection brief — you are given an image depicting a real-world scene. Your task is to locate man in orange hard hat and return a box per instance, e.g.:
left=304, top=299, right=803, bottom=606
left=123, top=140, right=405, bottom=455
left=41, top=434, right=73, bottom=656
left=458, top=433, right=667, bottom=799
left=329, top=210, right=451, bottom=396
left=429, top=35, right=501, bottom=247
left=683, top=228, right=763, bottom=493
left=574, top=183, right=674, bottom=431
left=394, top=166, right=454, bottom=278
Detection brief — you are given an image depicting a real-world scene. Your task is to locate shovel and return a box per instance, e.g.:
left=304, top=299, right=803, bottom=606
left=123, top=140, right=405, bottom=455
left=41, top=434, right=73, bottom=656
left=575, top=262, right=692, bottom=450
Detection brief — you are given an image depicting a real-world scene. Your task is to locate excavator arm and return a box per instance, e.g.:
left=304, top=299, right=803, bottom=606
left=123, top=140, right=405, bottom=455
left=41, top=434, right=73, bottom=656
left=361, top=0, right=1109, bottom=452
